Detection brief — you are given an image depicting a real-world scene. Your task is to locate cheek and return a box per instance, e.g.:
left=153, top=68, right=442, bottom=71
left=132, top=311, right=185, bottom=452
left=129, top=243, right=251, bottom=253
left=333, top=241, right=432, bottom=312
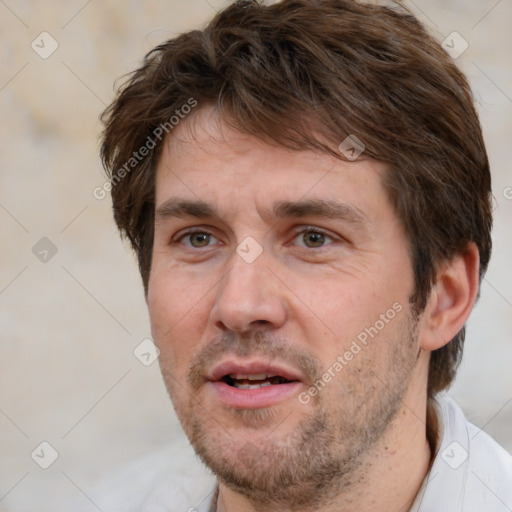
left=147, top=269, right=209, bottom=366
left=147, top=274, right=179, bottom=337
left=148, top=262, right=206, bottom=324
left=295, top=271, right=409, bottom=361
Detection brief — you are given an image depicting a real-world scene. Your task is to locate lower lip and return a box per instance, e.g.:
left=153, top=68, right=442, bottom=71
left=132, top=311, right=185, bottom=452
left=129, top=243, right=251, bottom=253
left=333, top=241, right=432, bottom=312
left=208, top=381, right=303, bottom=409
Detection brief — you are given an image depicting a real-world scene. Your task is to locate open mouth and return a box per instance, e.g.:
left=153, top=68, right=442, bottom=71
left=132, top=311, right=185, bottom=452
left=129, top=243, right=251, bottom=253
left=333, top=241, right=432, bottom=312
left=208, top=362, right=304, bottom=408
left=222, top=373, right=293, bottom=389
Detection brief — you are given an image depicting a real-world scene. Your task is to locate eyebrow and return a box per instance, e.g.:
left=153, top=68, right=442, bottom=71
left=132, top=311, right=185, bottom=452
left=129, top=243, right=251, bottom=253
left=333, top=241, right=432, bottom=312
left=155, top=198, right=368, bottom=226
left=273, top=199, right=368, bottom=225
left=155, top=198, right=218, bottom=221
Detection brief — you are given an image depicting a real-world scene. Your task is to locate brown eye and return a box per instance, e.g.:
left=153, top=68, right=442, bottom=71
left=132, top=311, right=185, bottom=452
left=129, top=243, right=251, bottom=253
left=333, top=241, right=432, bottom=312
left=304, top=232, right=325, bottom=247
left=181, top=232, right=215, bottom=248
left=290, top=227, right=335, bottom=249
left=190, top=233, right=210, bottom=247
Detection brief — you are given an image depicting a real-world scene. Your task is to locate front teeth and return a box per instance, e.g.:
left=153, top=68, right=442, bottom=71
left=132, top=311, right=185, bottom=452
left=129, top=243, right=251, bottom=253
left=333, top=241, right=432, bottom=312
left=229, top=373, right=270, bottom=380
left=233, top=381, right=272, bottom=389
left=227, top=373, right=281, bottom=389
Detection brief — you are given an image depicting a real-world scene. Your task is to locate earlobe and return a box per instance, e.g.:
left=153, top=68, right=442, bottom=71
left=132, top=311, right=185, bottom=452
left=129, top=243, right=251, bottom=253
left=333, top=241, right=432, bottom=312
left=420, top=243, right=480, bottom=351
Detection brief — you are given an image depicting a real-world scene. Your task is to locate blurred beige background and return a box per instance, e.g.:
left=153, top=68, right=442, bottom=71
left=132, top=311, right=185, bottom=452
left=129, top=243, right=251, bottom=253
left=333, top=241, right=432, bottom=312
left=1, top=1, right=511, bottom=511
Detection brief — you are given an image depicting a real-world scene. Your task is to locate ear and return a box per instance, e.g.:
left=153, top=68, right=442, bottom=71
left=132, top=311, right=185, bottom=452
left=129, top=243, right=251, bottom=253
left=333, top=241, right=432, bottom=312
left=420, top=243, right=480, bottom=351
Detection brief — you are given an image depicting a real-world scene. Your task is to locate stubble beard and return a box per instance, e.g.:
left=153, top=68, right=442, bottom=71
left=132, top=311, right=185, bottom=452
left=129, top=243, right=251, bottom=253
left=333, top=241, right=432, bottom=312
left=162, top=319, right=420, bottom=509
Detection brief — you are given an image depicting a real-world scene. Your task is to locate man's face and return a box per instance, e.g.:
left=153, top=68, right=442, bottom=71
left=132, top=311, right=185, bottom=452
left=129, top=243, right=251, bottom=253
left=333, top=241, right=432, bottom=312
left=148, top=108, right=423, bottom=505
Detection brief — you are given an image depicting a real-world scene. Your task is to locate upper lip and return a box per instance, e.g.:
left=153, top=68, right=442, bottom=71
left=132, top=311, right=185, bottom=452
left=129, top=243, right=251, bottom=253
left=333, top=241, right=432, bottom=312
left=207, top=359, right=306, bottom=383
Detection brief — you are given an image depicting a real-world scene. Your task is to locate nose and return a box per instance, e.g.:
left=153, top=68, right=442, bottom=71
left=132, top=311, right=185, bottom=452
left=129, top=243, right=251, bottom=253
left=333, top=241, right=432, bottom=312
left=209, top=250, right=287, bottom=333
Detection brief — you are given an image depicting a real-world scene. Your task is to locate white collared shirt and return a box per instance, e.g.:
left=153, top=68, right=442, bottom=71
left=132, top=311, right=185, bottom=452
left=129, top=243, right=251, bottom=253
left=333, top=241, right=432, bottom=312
left=409, top=395, right=512, bottom=512
left=180, top=395, right=512, bottom=512
left=71, top=395, right=511, bottom=511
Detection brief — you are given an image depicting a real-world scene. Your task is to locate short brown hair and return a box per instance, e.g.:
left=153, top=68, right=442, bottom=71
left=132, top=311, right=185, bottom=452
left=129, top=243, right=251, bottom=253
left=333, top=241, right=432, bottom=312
left=100, top=0, right=492, bottom=397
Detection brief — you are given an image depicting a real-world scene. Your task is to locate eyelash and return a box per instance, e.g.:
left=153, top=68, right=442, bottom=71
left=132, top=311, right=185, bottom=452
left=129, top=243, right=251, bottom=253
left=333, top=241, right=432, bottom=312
left=173, top=226, right=337, bottom=249
left=289, top=226, right=336, bottom=248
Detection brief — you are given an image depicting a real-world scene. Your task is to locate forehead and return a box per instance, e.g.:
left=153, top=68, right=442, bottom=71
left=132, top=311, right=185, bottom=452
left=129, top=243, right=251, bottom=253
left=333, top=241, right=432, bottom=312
left=154, top=106, right=391, bottom=222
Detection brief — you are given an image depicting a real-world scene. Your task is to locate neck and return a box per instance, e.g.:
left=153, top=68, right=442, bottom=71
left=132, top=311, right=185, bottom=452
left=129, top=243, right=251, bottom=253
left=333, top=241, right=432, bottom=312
left=214, top=355, right=435, bottom=512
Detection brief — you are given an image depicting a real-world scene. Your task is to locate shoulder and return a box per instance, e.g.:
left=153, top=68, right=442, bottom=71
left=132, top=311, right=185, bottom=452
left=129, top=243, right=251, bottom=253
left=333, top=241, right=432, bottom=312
left=463, top=407, right=512, bottom=509
left=432, top=395, right=512, bottom=511
left=63, top=442, right=217, bottom=512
